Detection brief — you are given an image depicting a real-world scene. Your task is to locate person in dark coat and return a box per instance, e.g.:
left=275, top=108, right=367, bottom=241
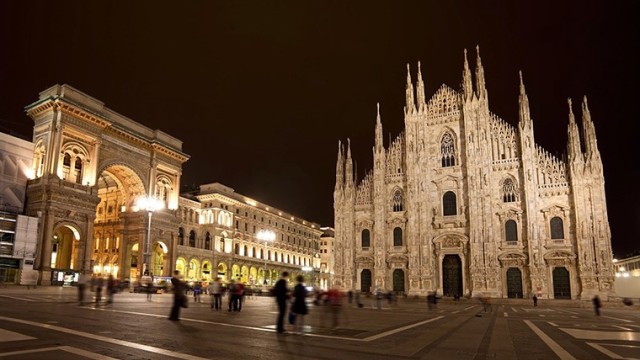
left=169, top=270, right=186, bottom=321
left=273, top=271, right=290, bottom=334
left=592, top=295, right=602, bottom=316
left=291, top=275, right=309, bottom=335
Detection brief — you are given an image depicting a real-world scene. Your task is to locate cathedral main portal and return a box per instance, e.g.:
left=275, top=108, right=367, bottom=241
left=442, top=255, right=463, bottom=297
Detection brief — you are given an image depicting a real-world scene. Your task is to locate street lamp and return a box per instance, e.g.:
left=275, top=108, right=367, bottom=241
left=135, top=195, right=164, bottom=277
left=256, top=229, right=275, bottom=285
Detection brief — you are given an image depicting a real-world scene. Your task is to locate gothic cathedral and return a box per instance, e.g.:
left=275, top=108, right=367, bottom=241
left=333, top=47, right=615, bottom=299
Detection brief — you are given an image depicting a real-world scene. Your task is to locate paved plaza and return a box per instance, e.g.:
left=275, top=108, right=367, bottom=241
left=0, top=286, right=638, bottom=359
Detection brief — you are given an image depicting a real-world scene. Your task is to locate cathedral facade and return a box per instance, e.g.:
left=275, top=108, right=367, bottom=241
left=333, top=47, right=615, bottom=299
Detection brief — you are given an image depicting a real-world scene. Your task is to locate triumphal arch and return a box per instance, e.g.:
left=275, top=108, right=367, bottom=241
left=23, top=85, right=189, bottom=285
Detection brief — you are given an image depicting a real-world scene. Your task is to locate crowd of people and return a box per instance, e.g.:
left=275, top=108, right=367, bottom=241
left=75, top=272, right=629, bottom=336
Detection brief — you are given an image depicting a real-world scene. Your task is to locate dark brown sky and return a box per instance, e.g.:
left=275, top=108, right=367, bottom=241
left=1, top=1, right=637, bottom=257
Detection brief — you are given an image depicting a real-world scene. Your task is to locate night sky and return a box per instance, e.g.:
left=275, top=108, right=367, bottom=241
left=1, top=1, right=637, bottom=257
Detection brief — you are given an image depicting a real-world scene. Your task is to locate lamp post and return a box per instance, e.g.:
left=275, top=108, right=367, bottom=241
left=256, top=229, right=275, bottom=285
left=136, top=195, right=164, bottom=277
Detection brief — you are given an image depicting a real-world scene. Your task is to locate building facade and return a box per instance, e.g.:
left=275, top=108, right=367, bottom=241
left=319, top=227, right=335, bottom=290
left=334, top=47, right=615, bottom=299
left=17, top=84, right=321, bottom=286
left=175, top=182, right=322, bottom=287
left=613, top=256, right=640, bottom=299
left=0, top=132, right=38, bottom=284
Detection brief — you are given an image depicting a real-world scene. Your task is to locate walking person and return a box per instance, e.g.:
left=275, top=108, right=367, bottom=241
left=227, top=279, right=237, bottom=311
left=94, top=275, right=104, bottom=306
left=169, top=270, right=186, bottom=321
left=193, top=282, right=202, bottom=303
left=291, top=275, right=309, bottom=335
left=141, top=272, right=153, bottom=301
left=326, top=285, right=343, bottom=330
left=592, top=295, right=602, bottom=316
left=532, top=294, right=538, bottom=307
left=273, top=271, right=290, bottom=334
left=375, top=286, right=382, bottom=309
left=106, top=275, right=116, bottom=304
left=77, top=272, right=90, bottom=305
left=235, top=281, right=245, bottom=312
left=208, top=277, right=222, bottom=310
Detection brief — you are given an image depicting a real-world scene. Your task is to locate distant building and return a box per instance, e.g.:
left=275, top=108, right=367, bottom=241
left=0, top=132, right=39, bottom=284
left=319, top=227, right=335, bottom=290
left=613, top=256, right=640, bottom=299
left=176, top=182, right=322, bottom=286
left=334, top=48, right=614, bottom=299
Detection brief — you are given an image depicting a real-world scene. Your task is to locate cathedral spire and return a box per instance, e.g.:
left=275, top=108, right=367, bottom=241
left=345, top=138, right=354, bottom=186
left=581, top=96, right=600, bottom=158
left=475, top=45, right=487, bottom=99
left=462, top=48, right=473, bottom=100
left=567, top=98, right=583, bottom=163
left=518, top=71, right=532, bottom=129
left=335, top=140, right=344, bottom=190
left=405, top=63, right=416, bottom=114
left=416, top=61, right=426, bottom=112
left=374, top=103, right=384, bottom=153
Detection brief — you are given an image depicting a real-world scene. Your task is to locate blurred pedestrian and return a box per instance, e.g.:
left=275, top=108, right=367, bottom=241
left=274, top=271, right=290, bottom=334
left=193, top=282, right=202, bottom=303
left=208, top=277, right=222, bottom=310
left=291, top=275, right=309, bottom=335
left=532, top=294, right=538, bottom=307
left=169, top=270, right=186, bottom=321
left=235, top=280, right=245, bottom=312
left=427, top=291, right=438, bottom=310
left=592, top=295, right=602, bottom=316
left=347, top=290, right=353, bottom=304
left=327, top=286, right=343, bottom=330
left=77, top=272, right=90, bottom=305
left=227, top=279, right=237, bottom=311
left=374, top=286, right=382, bottom=309
left=106, top=275, right=116, bottom=304
left=141, top=272, right=153, bottom=301
left=94, top=275, right=104, bottom=306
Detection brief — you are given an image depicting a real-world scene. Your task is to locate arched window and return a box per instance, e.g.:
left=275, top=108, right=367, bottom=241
left=505, top=220, right=518, bottom=242
left=189, top=230, right=196, bottom=247
left=502, top=178, right=517, bottom=202
left=62, top=153, right=71, bottom=180
left=220, top=239, right=225, bottom=252
left=178, top=228, right=184, bottom=246
left=74, top=157, right=83, bottom=184
left=244, top=245, right=248, bottom=256
left=550, top=217, right=564, bottom=239
left=443, top=191, right=457, bottom=216
left=204, top=232, right=211, bottom=250
left=361, top=229, right=371, bottom=248
left=235, top=243, right=240, bottom=255
left=393, top=227, right=403, bottom=246
left=440, top=132, right=456, bottom=167
left=392, top=190, right=403, bottom=212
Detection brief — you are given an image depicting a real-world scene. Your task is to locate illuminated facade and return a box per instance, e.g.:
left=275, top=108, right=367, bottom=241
left=334, top=47, right=615, bottom=299
left=20, top=84, right=321, bottom=285
left=175, top=183, right=321, bottom=285
left=319, top=227, right=335, bottom=290
left=613, top=256, right=640, bottom=298
left=24, top=84, right=187, bottom=284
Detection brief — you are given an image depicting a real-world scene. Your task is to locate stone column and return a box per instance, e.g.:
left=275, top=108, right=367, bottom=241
left=83, top=215, right=95, bottom=274
left=39, top=210, right=54, bottom=285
